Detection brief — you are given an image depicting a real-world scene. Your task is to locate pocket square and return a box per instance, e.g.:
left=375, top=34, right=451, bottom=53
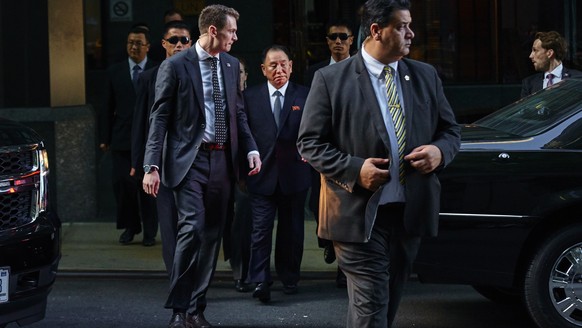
left=292, top=106, right=301, bottom=111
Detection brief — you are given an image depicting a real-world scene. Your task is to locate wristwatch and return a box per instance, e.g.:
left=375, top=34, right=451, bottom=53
left=143, top=164, right=158, bottom=174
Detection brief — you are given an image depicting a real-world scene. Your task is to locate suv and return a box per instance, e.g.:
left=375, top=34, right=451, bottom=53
left=0, top=118, right=60, bottom=327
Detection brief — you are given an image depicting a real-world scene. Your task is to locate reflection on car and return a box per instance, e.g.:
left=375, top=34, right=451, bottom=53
left=415, top=78, right=582, bottom=328
left=0, top=119, right=61, bottom=327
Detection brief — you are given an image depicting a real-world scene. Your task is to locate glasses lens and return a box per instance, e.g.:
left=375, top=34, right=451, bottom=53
left=128, top=41, right=145, bottom=47
left=166, top=36, right=190, bottom=45
left=327, top=33, right=349, bottom=41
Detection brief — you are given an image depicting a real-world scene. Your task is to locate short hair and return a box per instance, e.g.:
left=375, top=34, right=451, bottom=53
left=326, top=19, right=353, bottom=35
left=198, top=4, right=240, bottom=34
left=261, top=45, right=292, bottom=63
left=128, top=26, right=151, bottom=44
left=162, top=20, right=191, bottom=38
left=535, top=31, right=568, bottom=61
left=361, top=0, right=411, bottom=38
left=163, top=8, right=184, bottom=21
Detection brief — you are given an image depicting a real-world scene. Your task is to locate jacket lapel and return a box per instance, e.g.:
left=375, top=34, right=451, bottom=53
left=183, top=48, right=205, bottom=117
left=398, top=60, right=413, bottom=147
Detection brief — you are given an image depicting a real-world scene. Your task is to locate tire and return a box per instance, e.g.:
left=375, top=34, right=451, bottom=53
left=472, top=285, right=521, bottom=305
left=523, top=224, right=582, bottom=328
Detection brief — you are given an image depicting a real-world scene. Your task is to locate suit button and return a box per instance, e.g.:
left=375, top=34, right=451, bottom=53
left=201, top=123, right=205, bottom=128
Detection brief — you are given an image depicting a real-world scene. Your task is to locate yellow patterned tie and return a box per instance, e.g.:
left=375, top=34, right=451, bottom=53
left=384, top=66, right=406, bottom=184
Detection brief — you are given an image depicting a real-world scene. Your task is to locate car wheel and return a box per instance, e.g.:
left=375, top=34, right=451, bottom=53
left=472, top=285, right=521, bottom=304
left=524, top=224, right=582, bottom=328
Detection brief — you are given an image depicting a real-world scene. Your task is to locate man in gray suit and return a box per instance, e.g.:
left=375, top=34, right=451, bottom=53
left=297, top=0, right=461, bottom=327
left=142, top=5, right=261, bottom=328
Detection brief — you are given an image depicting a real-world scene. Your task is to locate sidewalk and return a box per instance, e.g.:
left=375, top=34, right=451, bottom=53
left=58, top=219, right=337, bottom=278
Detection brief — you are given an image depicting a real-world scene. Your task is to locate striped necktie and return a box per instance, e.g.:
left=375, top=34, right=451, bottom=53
left=546, top=73, right=555, bottom=87
left=384, top=66, right=406, bottom=184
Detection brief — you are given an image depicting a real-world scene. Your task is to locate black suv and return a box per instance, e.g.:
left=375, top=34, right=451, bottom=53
left=0, top=118, right=60, bottom=327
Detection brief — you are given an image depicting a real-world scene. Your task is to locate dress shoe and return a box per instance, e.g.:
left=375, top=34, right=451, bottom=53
left=336, top=268, right=347, bottom=288
left=252, top=282, right=271, bottom=302
left=323, top=244, right=336, bottom=264
left=168, top=313, right=190, bottom=328
left=187, top=312, right=212, bottom=328
left=119, top=228, right=139, bottom=245
left=142, top=237, right=156, bottom=247
left=234, top=279, right=253, bottom=293
left=283, top=284, right=298, bottom=295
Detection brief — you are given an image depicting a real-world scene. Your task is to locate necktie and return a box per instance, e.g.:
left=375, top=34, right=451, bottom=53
left=209, top=57, right=227, bottom=144
left=547, top=73, right=555, bottom=87
left=132, top=65, right=141, bottom=90
left=384, top=66, right=406, bottom=184
left=273, top=90, right=282, bottom=129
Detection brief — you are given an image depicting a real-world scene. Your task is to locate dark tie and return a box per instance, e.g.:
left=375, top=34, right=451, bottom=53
left=384, top=66, right=406, bottom=184
left=208, top=57, right=227, bottom=144
left=547, top=73, right=555, bottom=87
left=132, top=65, right=141, bottom=90
left=273, top=90, right=282, bottom=129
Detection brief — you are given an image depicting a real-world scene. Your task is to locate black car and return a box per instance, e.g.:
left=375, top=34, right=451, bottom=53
left=415, top=78, right=582, bottom=328
left=0, top=119, right=60, bottom=327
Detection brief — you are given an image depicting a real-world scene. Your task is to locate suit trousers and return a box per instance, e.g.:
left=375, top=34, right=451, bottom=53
left=248, top=187, right=308, bottom=286
left=335, top=204, right=421, bottom=328
left=157, top=183, right=178, bottom=276
left=111, top=150, right=140, bottom=232
left=165, top=149, right=232, bottom=314
left=229, top=185, right=252, bottom=281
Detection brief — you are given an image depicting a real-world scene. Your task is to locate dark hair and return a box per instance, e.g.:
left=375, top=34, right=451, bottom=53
left=198, top=4, right=240, bottom=34
left=361, top=0, right=411, bottom=38
left=535, top=31, right=568, bottom=61
left=261, top=45, right=292, bottom=63
left=128, top=26, right=151, bottom=44
left=162, top=20, right=191, bottom=38
left=326, top=19, right=353, bottom=35
left=163, top=8, right=184, bottom=22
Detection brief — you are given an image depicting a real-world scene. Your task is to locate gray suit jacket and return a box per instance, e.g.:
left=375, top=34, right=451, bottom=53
left=144, top=47, right=257, bottom=188
left=297, top=53, right=461, bottom=242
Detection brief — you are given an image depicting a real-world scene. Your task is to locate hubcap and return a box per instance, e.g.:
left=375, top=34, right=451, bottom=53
left=549, top=243, right=582, bottom=326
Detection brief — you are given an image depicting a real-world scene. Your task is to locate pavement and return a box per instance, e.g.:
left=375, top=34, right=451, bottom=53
left=58, top=219, right=337, bottom=279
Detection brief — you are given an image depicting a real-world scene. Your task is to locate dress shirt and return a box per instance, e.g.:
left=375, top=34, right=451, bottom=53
left=128, top=58, right=147, bottom=78
left=196, top=41, right=226, bottom=143
left=361, top=47, right=405, bottom=203
left=545, top=64, right=563, bottom=88
left=267, top=81, right=289, bottom=115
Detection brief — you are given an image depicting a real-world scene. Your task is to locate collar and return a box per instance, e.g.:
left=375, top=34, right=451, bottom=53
left=129, top=57, right=147, bottom=70
left=547, top=63, right=563, bottom=79
left=267, top=81, right=289, bottom=97
left=361, top=47, right=398, bottom=79
left=196, top=40, right=217, bottom=62
left=329, top=55, right=350, bottom=65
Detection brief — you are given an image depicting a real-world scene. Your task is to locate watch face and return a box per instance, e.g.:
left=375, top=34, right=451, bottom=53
left=144, top=165, right=151, bottom=173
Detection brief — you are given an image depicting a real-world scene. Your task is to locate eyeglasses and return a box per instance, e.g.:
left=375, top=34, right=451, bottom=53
left=327, top=33, right=351, bottom=41
left=127, top=40, right=147, bottom=47
left=164, top=36, right=190, bottom=45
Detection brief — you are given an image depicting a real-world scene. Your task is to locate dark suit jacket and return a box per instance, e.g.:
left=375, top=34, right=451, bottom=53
left=297, top=53, right=461, bottom=243
left=131, top=65, right=160, bottom=171
left=143, top=47, right=257, bottom=188
left=100, top=59, right=157, bottom=151
left=520, top=67, right=582, bottom=98
left=304, top=60, right=329, bottom=88
left=242, top=81, right=312, bottom=195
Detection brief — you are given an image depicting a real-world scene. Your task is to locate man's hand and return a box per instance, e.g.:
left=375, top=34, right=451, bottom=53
left=247, top=154, right=262, bottom=176
left=404, top=145, right=442, bottom=174
left=357, top=157, right=390, bottom=191
left=142, top=170, right=160, bottom=197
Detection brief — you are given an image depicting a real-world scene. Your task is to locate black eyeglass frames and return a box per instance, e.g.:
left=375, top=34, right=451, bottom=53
left=164, top=36, right=190, bottom=45
left=327, top=33, right=351, bottom=41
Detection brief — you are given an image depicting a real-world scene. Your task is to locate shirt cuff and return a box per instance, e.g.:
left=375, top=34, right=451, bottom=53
left=247, top=150, right=259, bottom=159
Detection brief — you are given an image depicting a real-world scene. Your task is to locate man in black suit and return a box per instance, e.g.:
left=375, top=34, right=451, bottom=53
left=142, top=5, right=261, bottom=328
left=131, top=20, right=192, bottom=272
left=99, top=26, right=158, bottom=246
left=297, top=0, right=461, bottom=327
left=521, top=30, right=582, bottom=98
left=244, top=45, right=311, bottom=302
left=304, top=19, right=354, bottom=288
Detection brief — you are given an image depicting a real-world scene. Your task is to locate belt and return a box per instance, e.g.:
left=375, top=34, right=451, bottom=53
left=200, top=143, right=228, bottom=151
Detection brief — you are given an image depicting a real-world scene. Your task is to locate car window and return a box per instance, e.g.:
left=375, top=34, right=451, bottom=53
left=475, top=80, right=582, bottom=137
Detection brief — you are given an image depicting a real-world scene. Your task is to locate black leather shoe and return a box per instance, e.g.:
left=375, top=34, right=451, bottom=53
left=235, top=279, right=253, bottom=293
left=283, top=284, right=298, bottom=295
left=119, top=229, right=138, bottom=245
left=323, top=244, right=336, bottom=264
left=187, top=312, right=212, bottom=328
left=142, top=237, right=156, bottom=247
left=336, top=268, right=347, bottom=288
left=252, top=282, right=271, bottom=302
left=168, top=313, right=190, bottom=328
